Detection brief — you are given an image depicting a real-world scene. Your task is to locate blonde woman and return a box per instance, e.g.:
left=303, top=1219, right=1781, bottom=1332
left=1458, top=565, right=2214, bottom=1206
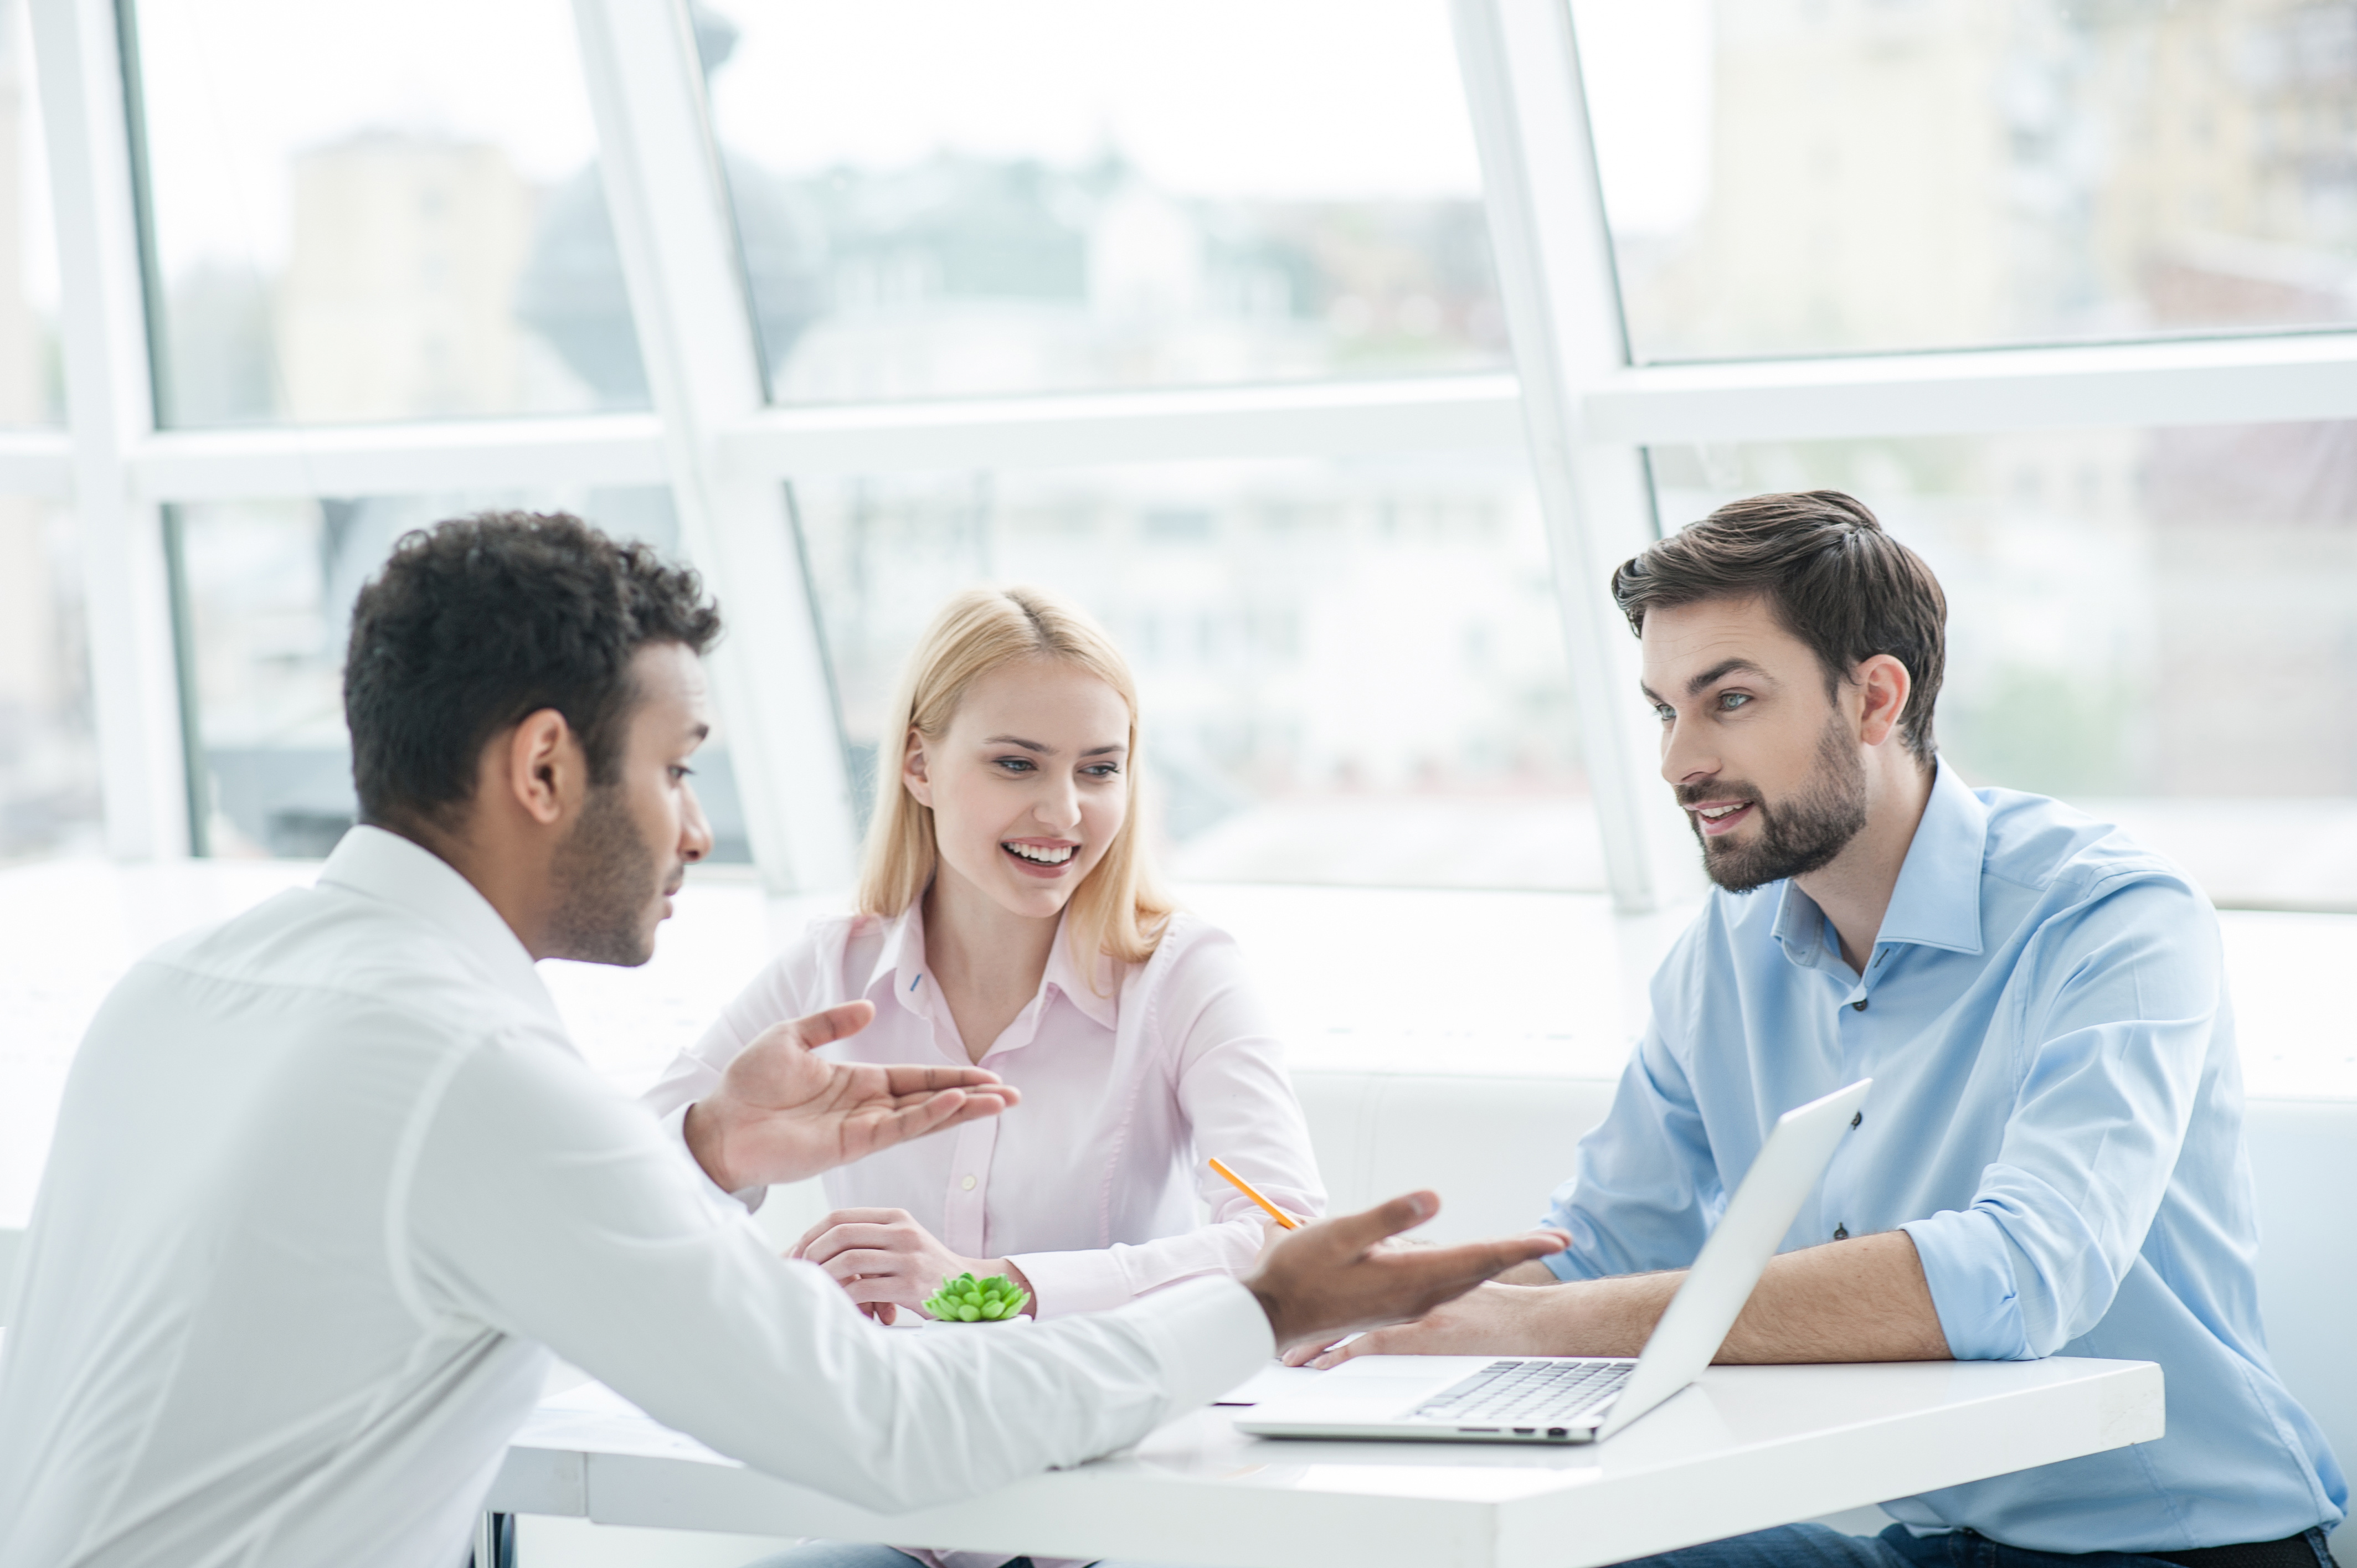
left=645, top=586, right=1324, bottom=1349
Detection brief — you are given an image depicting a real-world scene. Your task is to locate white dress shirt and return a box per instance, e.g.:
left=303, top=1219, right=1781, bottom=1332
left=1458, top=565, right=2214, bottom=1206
left=0, top=828, right=1270, bottom=1568
left=642, top=900, right=1326, bottom=1317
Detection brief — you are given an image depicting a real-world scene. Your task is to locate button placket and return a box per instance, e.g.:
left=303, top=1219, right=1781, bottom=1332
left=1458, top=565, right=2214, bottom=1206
left=941, top=1117, right=1000, bottom=1258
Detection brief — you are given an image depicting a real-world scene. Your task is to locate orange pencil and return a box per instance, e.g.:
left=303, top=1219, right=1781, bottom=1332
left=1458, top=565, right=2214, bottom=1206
left=1207, top=1156, right=1299, bottom=1230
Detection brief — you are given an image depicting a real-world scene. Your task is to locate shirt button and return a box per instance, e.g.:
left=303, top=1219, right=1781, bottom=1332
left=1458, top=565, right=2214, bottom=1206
left=1850, top=998, right=1868, bottom=1012
left=1833, top=1224, right=1850, bottom=1240
left=961, top=1174, right=977, bottom=1192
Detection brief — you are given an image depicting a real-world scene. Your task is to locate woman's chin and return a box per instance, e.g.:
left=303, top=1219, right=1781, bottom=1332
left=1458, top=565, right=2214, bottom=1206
left=1003, top=883, right=1077, bottom=919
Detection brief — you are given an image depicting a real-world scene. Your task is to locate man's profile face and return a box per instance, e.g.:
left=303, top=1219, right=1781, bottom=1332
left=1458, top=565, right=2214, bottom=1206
left=547, top=642, right=715, bottom=965
left=1639, top=595, right=1867, bottom=893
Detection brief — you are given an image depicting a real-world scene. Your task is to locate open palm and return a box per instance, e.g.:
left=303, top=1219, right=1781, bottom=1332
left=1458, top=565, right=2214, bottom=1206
left=684, top=1001, right=1018, bottom=1190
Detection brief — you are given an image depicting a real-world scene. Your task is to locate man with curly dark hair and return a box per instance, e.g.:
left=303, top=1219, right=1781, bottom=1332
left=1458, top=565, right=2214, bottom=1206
left=0, top=510, right=1563, bottom=1568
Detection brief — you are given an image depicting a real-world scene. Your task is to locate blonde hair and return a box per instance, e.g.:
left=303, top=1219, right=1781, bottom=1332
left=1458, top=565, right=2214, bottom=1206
left=856, top=585, right=1173, bottom=973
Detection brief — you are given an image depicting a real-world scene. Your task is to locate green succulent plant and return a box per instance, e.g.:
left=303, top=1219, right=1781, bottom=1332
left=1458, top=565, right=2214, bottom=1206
left=922, top=1271, right=1031, bottom=1323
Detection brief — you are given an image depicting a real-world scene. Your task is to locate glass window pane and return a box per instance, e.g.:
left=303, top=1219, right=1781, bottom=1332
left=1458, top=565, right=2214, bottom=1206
left=3, top=0, right=61, bottom=426
left=794, top=455, right=1597, bottom=890
left=702, top=1, right=1510, bottom=404
left=1581, top=0, right=2357, bottom=362
left=125, top=0, right=649, bottom=427
left=171, top=489, right=752, bottom=862
left=0, top=494, right=100, bottom=858
left=1649, top=423, right=2357, bottom=909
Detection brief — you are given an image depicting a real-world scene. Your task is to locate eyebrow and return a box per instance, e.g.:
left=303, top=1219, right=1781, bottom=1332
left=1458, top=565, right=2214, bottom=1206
left=1685, top=658, right=1775, bottom=697
left=1638, top=658, right=1777, bottom=707
left=980, top=735, right=1128, bottom=758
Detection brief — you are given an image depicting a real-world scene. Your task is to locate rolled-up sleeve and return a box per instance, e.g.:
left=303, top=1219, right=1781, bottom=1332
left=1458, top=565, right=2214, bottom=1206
left=1543, top=1013, right=1719, bottom=1283
left=1900, top=874, right=2220, bottom=1360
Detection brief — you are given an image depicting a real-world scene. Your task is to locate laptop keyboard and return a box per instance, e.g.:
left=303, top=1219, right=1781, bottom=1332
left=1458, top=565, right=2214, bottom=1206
left=1411, top=1358, right=1635, bottom=1429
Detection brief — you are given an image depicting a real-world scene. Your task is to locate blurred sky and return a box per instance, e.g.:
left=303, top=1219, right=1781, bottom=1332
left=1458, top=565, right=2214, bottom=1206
left=17, top=0, right=1712, bottom=305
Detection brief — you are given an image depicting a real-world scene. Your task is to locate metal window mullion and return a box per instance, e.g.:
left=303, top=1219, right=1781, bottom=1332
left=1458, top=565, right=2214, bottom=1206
left=569, top=0, right=856, bottom=894
left=718, top=374, right=1529, bottom=476
left=1450, top=0, right=1696, bottom=916
left=1586, top=330, right=2357, bottom=445
left=29, top=0, right=188, bottom=860
left=127, top=414, right=670, bottom=503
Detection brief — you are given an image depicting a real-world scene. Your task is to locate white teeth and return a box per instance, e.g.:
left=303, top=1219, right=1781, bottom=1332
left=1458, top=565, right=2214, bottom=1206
left=1700, top=804, right=1744, bottom=820
left=1005, top=842, right=1075, bottom=864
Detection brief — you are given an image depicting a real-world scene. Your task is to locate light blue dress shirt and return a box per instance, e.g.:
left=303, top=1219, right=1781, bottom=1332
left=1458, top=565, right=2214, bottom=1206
left=1545, top=760, right=2344, bottom=1554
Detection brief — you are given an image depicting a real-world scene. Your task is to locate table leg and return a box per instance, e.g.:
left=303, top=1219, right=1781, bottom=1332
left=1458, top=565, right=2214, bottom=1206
left=472, top=1510, right=515, bottom=1568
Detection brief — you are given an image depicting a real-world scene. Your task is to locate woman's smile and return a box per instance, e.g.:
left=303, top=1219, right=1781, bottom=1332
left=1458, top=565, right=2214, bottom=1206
left=1001, top=837, right=1080, bottom=876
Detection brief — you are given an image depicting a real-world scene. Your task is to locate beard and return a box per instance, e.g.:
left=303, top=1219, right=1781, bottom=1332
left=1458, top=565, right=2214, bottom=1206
left=1686, top=715, right=1870, bottom=894
left=547, top=781, right=667, bottom=966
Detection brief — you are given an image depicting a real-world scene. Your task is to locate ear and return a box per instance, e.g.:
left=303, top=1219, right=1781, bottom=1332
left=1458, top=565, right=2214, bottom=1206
left=900, top=728, right=935, bottom=810
left=501, top=708, right=579, bottom=827
left=1853, top=654, right=1913, bottom=750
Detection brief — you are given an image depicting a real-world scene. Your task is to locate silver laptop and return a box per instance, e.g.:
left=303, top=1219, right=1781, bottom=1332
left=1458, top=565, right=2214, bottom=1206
left=1239, top=1077, right=1872, bottom=1446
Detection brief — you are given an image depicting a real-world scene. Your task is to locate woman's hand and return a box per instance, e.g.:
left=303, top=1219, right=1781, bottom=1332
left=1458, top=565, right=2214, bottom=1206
left=791, top=1207, right=1035, bottom=1322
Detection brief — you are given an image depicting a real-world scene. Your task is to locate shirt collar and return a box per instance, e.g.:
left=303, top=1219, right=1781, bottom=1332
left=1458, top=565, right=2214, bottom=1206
left=315, top=824, right=560, bottom=1026
left=1041, top=912, right=1119, bottom=1030
left=865, top=902, right=933, bottom=1017
left=1766, top=755, right=1987, bottom=971
left=1873, top=756, right=1988, bottom=956
left=861, top=897, right=1119, bottom=1030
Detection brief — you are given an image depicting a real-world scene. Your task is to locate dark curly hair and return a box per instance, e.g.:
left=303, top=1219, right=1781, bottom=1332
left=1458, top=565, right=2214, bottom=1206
left=343, top=511, right=723, bottom=833
left=1610, top=490, right=1947, bottom=764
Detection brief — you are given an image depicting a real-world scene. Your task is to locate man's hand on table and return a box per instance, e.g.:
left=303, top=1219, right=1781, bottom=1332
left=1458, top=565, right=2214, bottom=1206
left=1288, top=1230, right=1953, bottom=1368
left=683, top=1001, right=1020, bottom=1193
left=1241, top=1192, right=1569, bottom=1356
left=1284, top=1276, right=1581, bottom=1366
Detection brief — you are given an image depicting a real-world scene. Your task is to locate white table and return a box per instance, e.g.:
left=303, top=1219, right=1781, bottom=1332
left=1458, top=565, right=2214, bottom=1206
left=487, top=1356, right=2163, bottom=1568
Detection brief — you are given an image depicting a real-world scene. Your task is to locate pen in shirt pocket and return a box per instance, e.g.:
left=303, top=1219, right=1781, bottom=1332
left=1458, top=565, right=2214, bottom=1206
left=1208, top=1156, right=1301, bottom=1230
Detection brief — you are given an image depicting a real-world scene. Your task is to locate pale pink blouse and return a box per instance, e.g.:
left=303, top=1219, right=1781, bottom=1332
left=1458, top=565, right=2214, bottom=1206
left=642, top=902, right=1325, bottom=1318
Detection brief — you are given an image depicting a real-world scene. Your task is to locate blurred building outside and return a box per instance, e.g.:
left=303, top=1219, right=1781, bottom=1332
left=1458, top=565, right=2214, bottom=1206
left=1622, top=0, right=2357, bottom=908
left=17, top=0, right=2357, bottom=907
left=160, top=3, right=1586, bottom=889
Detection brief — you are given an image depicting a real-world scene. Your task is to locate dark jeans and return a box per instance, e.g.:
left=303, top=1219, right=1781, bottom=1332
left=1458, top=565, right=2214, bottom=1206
left=1618, top=1524, right=2340, bottom=1568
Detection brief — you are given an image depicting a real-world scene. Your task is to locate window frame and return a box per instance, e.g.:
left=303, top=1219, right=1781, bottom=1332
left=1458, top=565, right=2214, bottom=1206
left=7, top=0, right=2355, bottom=910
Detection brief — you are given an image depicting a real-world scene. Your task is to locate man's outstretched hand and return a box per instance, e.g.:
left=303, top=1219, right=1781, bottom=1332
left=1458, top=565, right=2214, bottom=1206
left=1242, top=1191, right=1569, bottom=1355
left=683, top=1001, right=1018, bottom=1192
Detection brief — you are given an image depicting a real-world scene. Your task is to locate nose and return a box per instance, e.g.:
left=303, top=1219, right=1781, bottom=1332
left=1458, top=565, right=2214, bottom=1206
left=1037, top=770, right=1082, bottom=833
left=680, top=778, right=714, bottom=864
left=1658, top=713, right=1718, bottom=791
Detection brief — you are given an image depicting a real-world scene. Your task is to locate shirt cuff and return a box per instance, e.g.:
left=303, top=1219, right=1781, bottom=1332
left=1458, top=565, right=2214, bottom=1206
left=658, top=1102, right=768, bottom=1214
left=1007, top=1248, right=1133, bottom=1319
left=1116, top=1277, right=1275, bottom=1420
left=1901, top=1209, right=2031, bottom=1361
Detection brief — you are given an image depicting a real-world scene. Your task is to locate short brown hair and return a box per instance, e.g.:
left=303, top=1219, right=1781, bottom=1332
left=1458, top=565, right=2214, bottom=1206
left=1610, top=490, right=1946, bottom=764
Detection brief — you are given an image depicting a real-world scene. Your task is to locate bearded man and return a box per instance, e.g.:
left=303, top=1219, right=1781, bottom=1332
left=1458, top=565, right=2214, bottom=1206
left=0, top=512, right=1561, bottom=1568
left=1298, top=492, right=2344, bottom=1568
